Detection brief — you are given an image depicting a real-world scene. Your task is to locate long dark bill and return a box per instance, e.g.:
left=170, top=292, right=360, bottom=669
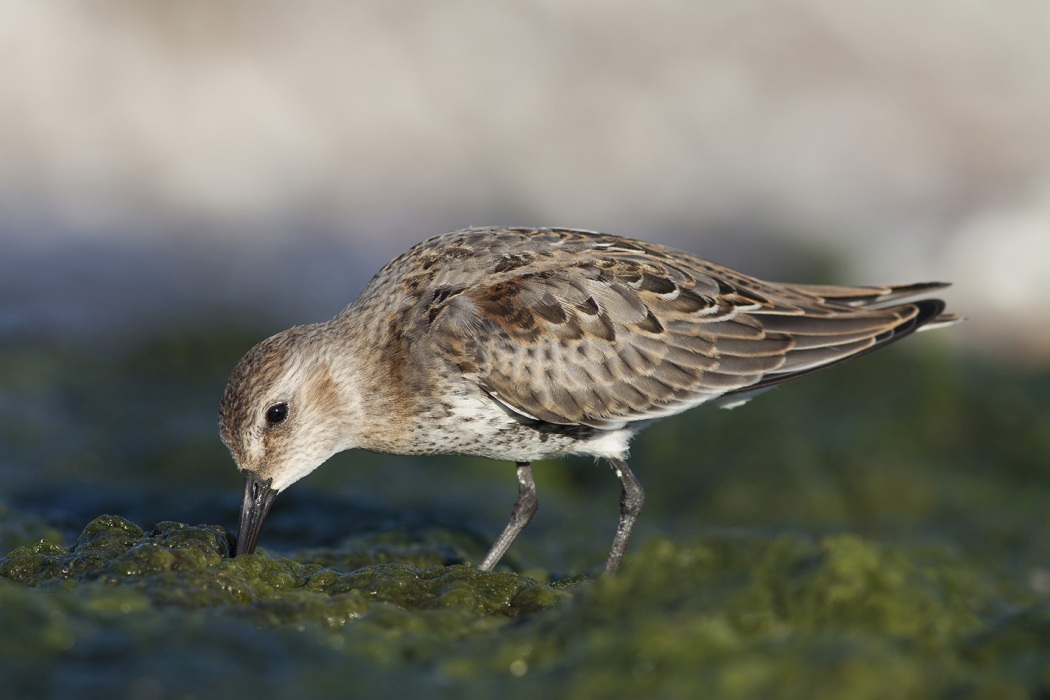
left=235, top=471, right=278, bottom=556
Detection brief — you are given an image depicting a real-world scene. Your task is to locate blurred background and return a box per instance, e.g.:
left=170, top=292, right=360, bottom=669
left=3, top=0, right=1049, bottom=356
left=1, top=0, right=1048, bottom=564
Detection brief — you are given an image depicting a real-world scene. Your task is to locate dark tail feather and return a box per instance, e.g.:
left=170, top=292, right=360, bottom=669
left=720, top=298, right=950, bottom=398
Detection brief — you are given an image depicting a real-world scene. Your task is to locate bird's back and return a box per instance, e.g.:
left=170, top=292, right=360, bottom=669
left=339, top=227, right=954, bottom=436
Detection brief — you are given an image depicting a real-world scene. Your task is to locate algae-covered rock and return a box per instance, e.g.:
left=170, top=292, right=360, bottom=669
left=0, top=501, right=66, bottom=555
left=437, top=533, right=1039, bottom=700
left=0, top=514, right=568, bottom=624
left=2, top=342, right=1050, bottom=699
left=4, top=514, right=1050, bottom=699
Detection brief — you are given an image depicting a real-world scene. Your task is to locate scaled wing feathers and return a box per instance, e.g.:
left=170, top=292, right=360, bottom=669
left=418, top=229, right=952, bottom=429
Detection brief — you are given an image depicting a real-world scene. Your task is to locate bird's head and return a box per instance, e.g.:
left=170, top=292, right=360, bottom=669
left=218, top=325, right=353, bottom=556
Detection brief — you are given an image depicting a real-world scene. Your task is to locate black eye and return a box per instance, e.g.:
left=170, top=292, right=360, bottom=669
left=265, top=402, right=288, bottom=425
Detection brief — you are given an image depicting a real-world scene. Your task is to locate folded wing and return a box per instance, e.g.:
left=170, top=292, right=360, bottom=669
left=426, top=236, right=954, bottom=429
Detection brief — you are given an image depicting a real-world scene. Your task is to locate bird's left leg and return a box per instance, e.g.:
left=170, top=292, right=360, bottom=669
left=478, top=462, right=537, bottom=571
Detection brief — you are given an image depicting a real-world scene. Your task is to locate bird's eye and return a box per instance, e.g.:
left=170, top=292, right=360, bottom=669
left=265, top=402, right=288, bottom=425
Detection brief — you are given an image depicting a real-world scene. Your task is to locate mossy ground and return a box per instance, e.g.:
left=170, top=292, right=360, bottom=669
left=1, top=329, right=1048, bottom=699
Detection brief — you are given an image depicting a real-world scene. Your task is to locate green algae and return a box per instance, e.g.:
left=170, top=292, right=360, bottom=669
left=1, top=515, right=565, bottom=625
left=0, top=503, right=65, bottom=557
left=436, top=534, right=1042, bottom=700
left=2, top=334, right=1050, bottom=698
left=2, top=513, right=1049, bottom=699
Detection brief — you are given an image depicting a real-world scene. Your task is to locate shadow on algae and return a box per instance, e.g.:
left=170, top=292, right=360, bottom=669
left=1, top=329, right=1050, bottom=698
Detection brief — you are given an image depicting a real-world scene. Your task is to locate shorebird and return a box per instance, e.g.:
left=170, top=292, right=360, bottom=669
left=219, top=227, right=956, bottom=573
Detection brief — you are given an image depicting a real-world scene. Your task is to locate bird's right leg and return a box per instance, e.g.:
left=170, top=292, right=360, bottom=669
left=478, top=462, right=538, bottom=571
left=605, top=458, right=645, bottom=574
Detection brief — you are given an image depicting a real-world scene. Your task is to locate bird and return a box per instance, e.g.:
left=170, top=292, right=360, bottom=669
left=218, top=227, right=957, bottom=573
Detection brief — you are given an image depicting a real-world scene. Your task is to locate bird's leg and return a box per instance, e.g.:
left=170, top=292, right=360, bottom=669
left=605, top=458, right=645, bottom=574
left=478, top=462, right=538, bottom=571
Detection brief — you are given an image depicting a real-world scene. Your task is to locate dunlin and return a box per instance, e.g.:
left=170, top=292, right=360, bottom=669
left=219, top=227, right=956, bottom=573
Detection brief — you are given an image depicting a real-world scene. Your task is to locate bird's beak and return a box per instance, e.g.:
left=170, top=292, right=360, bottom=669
left=234, top=471, right=278, bottom=556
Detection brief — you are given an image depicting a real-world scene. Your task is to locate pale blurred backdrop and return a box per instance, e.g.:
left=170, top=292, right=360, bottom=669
left=2, top=0, right=1049, bottom=360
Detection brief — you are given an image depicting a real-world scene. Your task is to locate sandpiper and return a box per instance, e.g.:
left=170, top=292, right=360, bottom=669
left=219, top=227, right=956, bottom=573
